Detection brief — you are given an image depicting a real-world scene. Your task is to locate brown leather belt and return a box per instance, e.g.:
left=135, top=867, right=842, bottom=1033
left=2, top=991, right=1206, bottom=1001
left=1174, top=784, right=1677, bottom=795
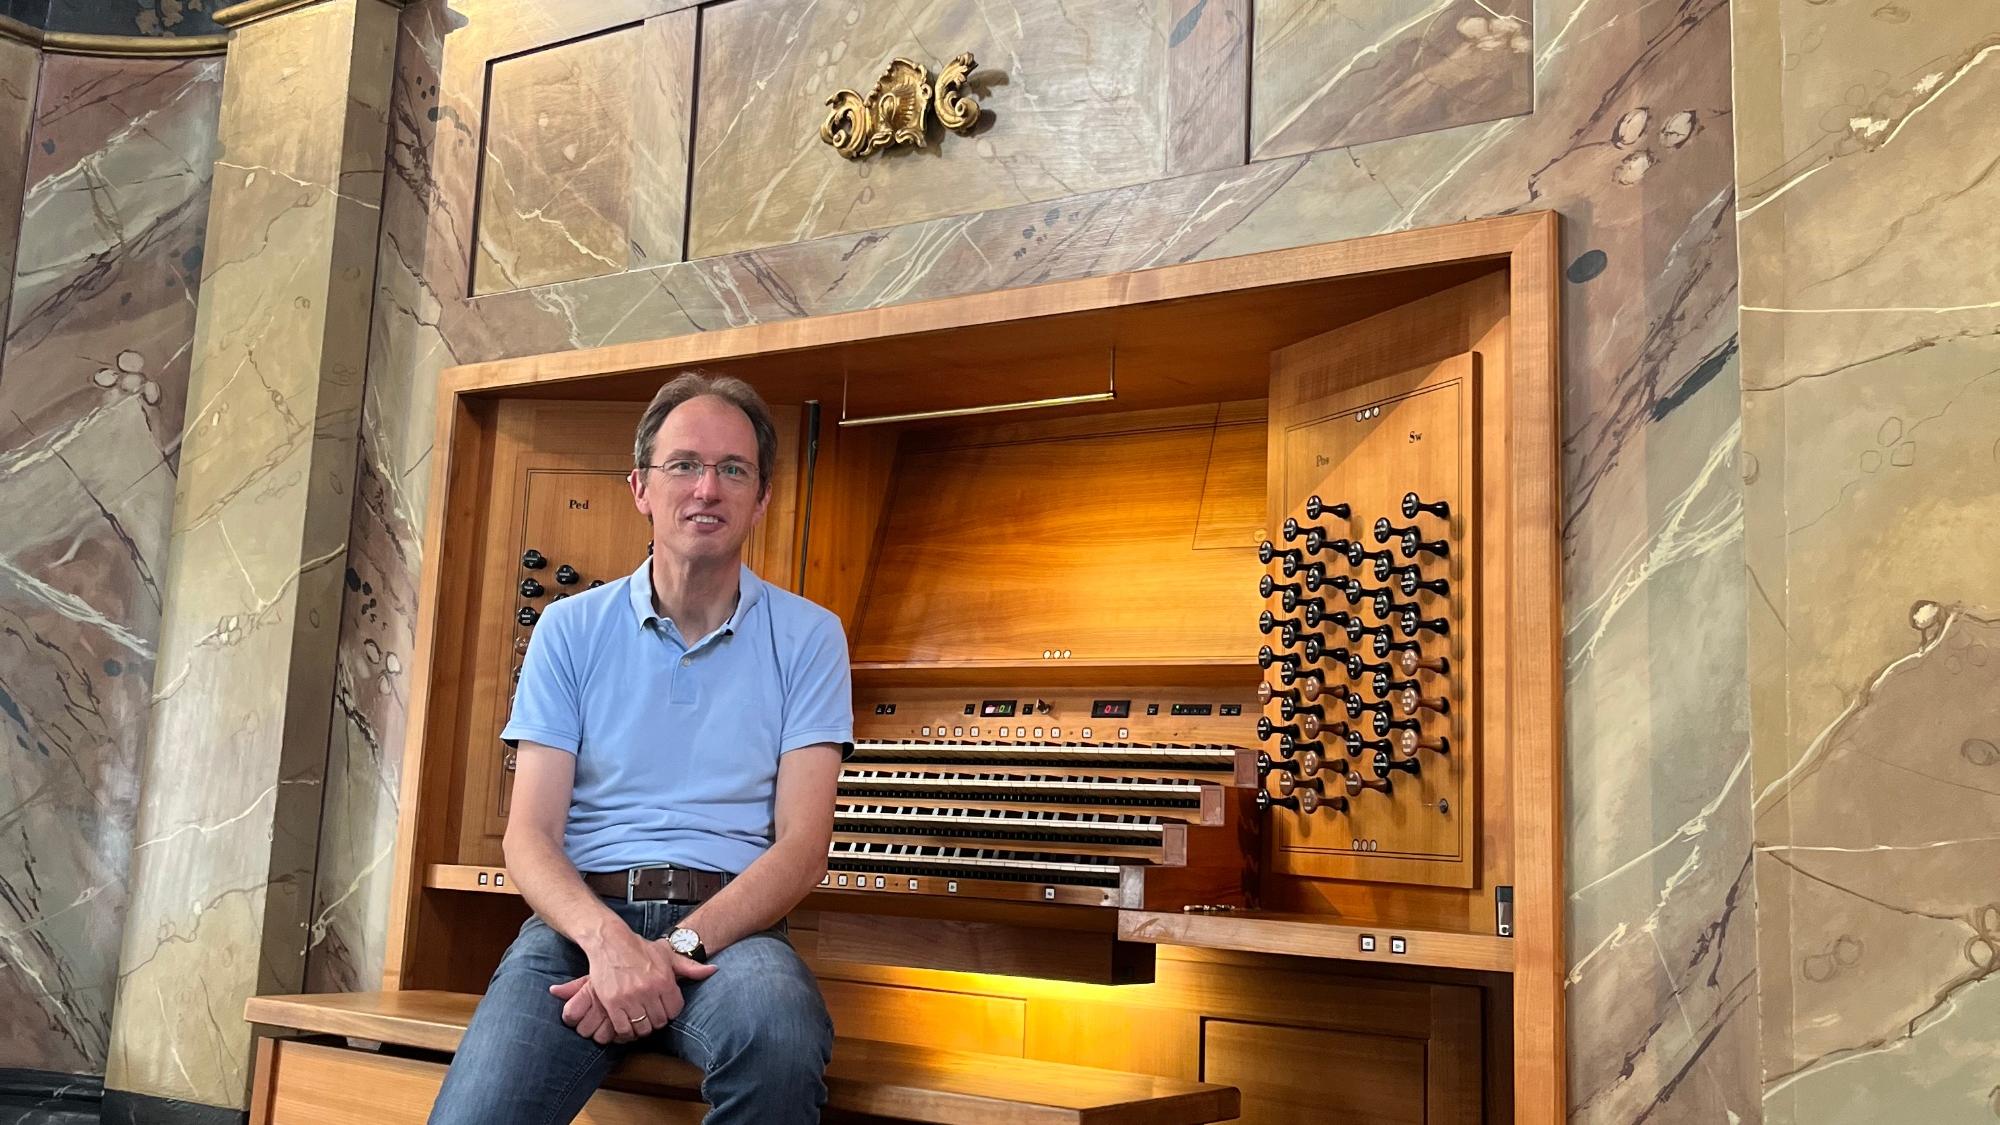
left=583, top=866, right=729, bottom=903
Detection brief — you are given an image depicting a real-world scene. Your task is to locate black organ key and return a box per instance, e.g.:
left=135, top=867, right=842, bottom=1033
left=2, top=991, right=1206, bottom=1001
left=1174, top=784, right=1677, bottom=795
left=1257, top=717, right=1301, bottom=742
left=1258, top=790, right=1306, bottom=814
left=1259, top=646, right=1303, bottom=671
left=1398, top=612, right=1451, bottom=638
left=519, top=577, right=545, bottom=598
left=1258, top=541, right=1302, bottom=567
left=1259, top=575, right=1302, bottom=600
left=1370, top=672, right=1419, bottom=698
left=1396, top=571, right=1449, bottom=597
left=555, top=564, right=581, bottom=585
left=1371, top=711, right=1420, bottom=738
left=1376, top=558, right=1422, bottom=583
left=1342, top=542, right=1397, bottom=569
left=1372, top=634, right=1420, bottom=659
left=1259, top=753, right=1304, bottom=777
left=1374, top=750, right=1422, bottom=778
left=1258, top=610, right=1294, bottom=635
left=1403, top=492, right=1450, bottom=520
left=1298, top=598, right=1330, bottom=628
left=1344, top=694, right=1392, bottom=720
left=1348, top=731, right=1392, bottom=758
left=1339, top=618, right=1393, bottom=643
left=1277, top=698, right=1323, bottom=722
left=517, top=606, right=539, bottom=627
left=521, top=548, right=547, bottom=570
left=1305, top=495, right=1351, bottom=521
left=1374, top=517, right=1420, bottom=544
left=1399, top=534, right=1449, bottom=560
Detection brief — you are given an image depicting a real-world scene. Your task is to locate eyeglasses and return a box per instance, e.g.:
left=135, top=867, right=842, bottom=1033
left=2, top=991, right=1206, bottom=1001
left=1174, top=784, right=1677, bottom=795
left=643, top=458, right=759, bottom=489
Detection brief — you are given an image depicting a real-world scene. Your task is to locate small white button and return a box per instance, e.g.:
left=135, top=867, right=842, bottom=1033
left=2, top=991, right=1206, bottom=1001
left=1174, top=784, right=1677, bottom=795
left=1050, top=727, right=1061, bottom=737
left=947, top=880, right=959, bottom=893
left=907, top=878, right=919, bottom=890
left=874, top=876, right=886, bottom=889
left=954, top=726, right=964, bottom=736
left=1117, top=727, right=1129, bottom=739
left=1081, top=727, right=1092, bottom=738
left=1390, top=936, right=1408, bottom=955
left=1043, top=887, right=1056, bottom=900
left=837, top=874, right=849, bottom=886
left=681, top=657, right=692, bottom=667
left=921, top=726, right=931, bottom=736
left=970, top=725, right=979, bottom=737
left=1015, top=726, right=1026, bottom=738
left=1034, top=727, right=1045, bottom=737
left=1360, top=934, right=1377, bottom=952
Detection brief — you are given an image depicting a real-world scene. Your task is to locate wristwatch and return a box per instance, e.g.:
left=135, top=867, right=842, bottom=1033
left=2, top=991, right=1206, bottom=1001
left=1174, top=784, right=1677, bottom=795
left=667, top=926, right=707, bottom=963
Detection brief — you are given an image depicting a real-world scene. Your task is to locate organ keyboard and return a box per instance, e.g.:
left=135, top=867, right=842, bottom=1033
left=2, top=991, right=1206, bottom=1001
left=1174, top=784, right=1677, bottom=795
left=820, top=695, right=1261, bottom=911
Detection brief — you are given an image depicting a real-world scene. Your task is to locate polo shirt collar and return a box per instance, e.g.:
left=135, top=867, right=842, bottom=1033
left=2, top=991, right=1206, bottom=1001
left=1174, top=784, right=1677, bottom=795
left=626, top=556, right=766, bottom=635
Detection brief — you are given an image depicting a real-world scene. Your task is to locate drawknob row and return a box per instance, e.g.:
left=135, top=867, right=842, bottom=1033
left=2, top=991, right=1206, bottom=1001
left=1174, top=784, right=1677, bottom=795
left=1255, top=492, right=1455, bottom=817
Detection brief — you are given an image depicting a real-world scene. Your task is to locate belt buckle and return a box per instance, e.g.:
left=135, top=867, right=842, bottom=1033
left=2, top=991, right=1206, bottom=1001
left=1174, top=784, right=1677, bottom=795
left=625, top=867, right=640, bottom=903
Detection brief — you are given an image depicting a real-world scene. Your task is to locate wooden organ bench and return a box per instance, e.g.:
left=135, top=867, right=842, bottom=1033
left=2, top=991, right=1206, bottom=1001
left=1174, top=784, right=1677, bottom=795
left=246, top=214, right=1564, bottom=1124
left=245, top=991, right=1238, bottom=1124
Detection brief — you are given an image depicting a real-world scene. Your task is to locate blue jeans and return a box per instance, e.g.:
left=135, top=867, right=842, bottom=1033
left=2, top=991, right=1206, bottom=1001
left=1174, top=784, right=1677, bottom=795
left=428, top=900, right=833, bottom=1124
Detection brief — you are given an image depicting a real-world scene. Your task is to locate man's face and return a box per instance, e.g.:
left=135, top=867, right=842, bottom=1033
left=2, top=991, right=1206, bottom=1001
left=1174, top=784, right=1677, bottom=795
left=630, top=395, right=770, bottom=564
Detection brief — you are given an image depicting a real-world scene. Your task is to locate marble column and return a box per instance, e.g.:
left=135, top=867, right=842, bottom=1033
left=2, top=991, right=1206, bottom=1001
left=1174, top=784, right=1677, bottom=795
left=1735, top=0, right=2000, bottom=1121
left=102, top=0, right=399, bottom=1112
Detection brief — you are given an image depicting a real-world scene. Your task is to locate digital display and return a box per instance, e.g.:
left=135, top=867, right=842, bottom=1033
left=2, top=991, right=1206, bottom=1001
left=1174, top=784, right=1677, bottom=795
left=979, top=699, right=1018, bottom=718
left=1090, top=699, right=1132, bottom=719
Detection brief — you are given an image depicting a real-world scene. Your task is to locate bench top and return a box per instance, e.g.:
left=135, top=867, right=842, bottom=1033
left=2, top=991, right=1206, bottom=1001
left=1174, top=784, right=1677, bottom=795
left=246, top=991, right=1238, bottom=1125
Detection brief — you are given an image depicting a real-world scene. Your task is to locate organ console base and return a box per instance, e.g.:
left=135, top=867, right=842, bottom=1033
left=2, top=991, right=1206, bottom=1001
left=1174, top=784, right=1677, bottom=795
left=352, top=212, right=1564, bottom=1123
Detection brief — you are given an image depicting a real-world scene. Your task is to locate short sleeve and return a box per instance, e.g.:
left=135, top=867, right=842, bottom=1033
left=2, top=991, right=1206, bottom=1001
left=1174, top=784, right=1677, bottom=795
left=781, top=613, right=853, bottom=757
left=500, top=604, right=584, bottom=753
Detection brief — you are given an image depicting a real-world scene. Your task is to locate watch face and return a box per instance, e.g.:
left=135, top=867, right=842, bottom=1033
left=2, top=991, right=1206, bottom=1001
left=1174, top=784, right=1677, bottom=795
left=670, top=928, right=699, bottom=955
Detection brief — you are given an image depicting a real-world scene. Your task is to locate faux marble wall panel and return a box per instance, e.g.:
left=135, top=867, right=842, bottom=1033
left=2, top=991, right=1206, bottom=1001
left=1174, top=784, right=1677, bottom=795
left=688, top=0, right=1174, bottom=259
left=0, top=38, right=35, bottom=372
left=0, top=52, right=221, bottom=1074
left=101, top=0, right=395, bottom=1107
left=472, top=11, right=695, bottom=294
left=1733, top=0, right=2000, bottom=1119
left=315, top=3, right=1755, bottom=1120
left=1251, top=0, right=1534, bottom=161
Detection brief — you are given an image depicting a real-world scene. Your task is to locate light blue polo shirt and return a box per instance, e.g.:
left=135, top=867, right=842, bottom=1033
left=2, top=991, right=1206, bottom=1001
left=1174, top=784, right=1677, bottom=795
left=500, top=557, right=853, bottom=875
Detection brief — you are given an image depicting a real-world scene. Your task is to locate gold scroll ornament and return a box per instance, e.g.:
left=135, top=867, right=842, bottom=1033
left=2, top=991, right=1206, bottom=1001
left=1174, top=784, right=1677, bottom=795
left=821, top=52, right=981, bottom=159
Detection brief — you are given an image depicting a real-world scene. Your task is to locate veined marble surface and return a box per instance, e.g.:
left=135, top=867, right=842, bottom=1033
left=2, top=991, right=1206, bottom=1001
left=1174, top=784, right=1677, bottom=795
left=100, top=0, right=396, bottom=1106
left=1251, top=0, right=1534, bottom=160
left=472, top=12, right=696, bottom=294
left=688, top=0, right=1174, bottom=259
left=303, top=0, right=1755, bottom=1118
left=0, top=53, right=221, bottom=1074
left=0, top=39, right=35, bottom=358
left=1734, top=0, right=2000, bottom=1118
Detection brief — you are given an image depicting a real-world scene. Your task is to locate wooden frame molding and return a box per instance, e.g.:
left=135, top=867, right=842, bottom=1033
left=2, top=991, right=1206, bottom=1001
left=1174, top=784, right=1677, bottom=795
left=389, top=211, right=1566, bottom=1121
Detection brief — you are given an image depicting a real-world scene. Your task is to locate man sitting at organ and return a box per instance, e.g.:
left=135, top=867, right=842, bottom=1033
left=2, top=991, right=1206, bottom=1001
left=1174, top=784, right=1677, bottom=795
left=428, top=372, right=852, bottom=1125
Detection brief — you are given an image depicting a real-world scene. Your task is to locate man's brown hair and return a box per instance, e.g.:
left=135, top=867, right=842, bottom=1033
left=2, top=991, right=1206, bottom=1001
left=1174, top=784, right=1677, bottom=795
left=633, top=371, right=779, bottom=496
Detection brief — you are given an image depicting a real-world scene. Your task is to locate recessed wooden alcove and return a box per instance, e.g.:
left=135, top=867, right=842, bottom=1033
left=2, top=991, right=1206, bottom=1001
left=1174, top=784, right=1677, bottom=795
left=366, top=212, right=1563, bottom=1123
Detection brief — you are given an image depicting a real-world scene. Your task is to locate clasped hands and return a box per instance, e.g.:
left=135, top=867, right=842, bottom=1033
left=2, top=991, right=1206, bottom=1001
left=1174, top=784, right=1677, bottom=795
left=550, top=930, right=717, bottom=1044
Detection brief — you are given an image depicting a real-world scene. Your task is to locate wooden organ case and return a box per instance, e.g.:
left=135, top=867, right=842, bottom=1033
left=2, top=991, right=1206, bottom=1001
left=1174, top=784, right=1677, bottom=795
left=381, top=215, right=1565, bottom=1123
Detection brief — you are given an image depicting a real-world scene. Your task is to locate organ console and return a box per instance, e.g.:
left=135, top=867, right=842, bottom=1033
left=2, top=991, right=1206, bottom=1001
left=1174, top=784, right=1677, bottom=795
left=353, top=216, right=1567, bottom=1123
